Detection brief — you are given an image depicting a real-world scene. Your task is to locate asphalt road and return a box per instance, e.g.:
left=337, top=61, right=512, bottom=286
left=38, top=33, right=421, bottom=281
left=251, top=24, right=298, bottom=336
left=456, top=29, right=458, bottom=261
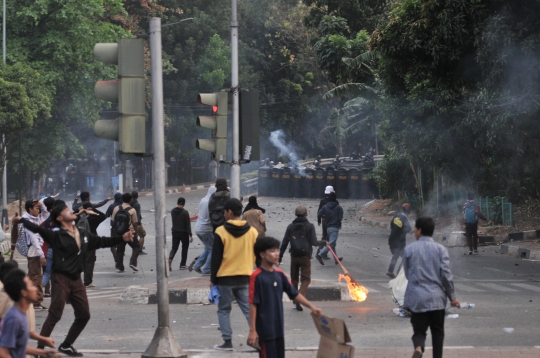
left=28, top=190, right=540, bottom=353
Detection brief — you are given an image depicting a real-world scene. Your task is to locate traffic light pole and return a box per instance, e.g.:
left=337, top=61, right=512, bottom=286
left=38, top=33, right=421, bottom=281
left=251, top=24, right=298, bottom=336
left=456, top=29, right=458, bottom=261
left=142, top=17, right=186, bottom=358
left=230, top=0, right=241, bottom=199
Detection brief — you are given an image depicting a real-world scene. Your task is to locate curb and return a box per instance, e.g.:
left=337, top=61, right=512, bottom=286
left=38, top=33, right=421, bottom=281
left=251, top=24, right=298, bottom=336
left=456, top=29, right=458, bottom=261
left=120, top=283, right=351, bottom=305
left=500, top=243, right=540, bottom=260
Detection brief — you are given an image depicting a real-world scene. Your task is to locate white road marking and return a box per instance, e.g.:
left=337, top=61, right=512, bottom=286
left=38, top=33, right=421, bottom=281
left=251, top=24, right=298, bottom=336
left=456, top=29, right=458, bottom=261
left=509, top=283, right=540, bottom=293
left=454, top=283, right=485, bottom=292
left=477, top=283, right=518, bottom=292
left=362, top=286, right=380, bottom=293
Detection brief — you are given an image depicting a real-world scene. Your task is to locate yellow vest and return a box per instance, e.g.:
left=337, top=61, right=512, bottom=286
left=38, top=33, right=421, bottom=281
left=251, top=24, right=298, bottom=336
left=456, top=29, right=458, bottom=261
left=215, top=220, right=258, bottom=278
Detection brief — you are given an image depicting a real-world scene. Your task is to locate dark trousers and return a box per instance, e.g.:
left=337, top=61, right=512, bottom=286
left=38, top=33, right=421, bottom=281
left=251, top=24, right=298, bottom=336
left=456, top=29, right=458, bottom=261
left=317, top=218, right=328, bottom=257
left=465, top=222, right=478, bottom=251
left=259, top=337, right=285, bottom=358
left=83, top=250, right=96, bottom=286
left=40, top=273, right=90, bottom=345
left=388, top=245, right=405, bottom=273
left=27, top=256, right=44, bottom=305
left=410, top=309, right=445, bottom=358
left=110, top=228, right=118, bottom=264
left=116, top=233, right=141, bottom=270
left=169, top=232, right=190, bottom=267
left=290, top=256, right=311, bottom=296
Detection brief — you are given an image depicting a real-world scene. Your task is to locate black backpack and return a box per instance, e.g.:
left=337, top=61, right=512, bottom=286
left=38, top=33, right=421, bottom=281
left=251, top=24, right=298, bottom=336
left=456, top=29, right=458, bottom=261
left=114, top=206, right=132, bottom=236
left=289, top=222, right=310, bottom=257
left=210, top=192, right=228, bottom=227
left=76, top=213, right=91, bottom=234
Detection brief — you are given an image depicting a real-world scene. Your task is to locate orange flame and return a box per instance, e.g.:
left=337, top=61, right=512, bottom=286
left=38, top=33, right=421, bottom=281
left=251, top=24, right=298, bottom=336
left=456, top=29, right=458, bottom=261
left=339, top=274, right=369, bottom=302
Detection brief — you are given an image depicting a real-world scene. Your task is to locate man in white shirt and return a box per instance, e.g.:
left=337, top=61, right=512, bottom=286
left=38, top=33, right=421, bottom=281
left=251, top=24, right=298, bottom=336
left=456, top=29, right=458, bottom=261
left=22, top=199, right=50, bottom=310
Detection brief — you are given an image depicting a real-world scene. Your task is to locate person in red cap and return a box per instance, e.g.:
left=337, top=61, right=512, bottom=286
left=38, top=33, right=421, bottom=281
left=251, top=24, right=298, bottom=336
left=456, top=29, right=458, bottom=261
left=386, top=203, right=412, bottom=278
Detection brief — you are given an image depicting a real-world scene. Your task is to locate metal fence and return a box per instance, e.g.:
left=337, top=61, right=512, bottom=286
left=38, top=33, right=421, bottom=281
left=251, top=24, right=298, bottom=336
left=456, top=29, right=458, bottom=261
left=241, top=178, right=258, bottom=197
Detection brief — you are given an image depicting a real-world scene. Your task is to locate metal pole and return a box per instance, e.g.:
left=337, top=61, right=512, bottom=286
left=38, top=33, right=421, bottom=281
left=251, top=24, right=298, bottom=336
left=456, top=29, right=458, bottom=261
left=142, top=17, right=186, bottom=358
left=2, top=0, right=7, bottom=209
left=230, top=0, right=240, bottom=199
left=18, top=135, right=21, bottom=215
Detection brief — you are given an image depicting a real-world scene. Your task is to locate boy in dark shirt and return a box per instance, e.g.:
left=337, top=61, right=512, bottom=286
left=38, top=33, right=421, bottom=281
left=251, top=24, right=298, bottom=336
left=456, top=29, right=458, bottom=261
left=169, top=197, right=193, bottom=270
left=248, top=237, right=322, bottom=358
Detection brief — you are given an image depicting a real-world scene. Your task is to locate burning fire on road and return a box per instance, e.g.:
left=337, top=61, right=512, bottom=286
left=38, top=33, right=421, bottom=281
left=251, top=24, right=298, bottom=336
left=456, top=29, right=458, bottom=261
left=339, top=273, right=369, bottom=302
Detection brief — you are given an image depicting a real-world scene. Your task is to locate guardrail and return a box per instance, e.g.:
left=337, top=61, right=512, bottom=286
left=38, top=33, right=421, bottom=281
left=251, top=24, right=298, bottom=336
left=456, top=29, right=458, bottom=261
left=241, top=178, right=258, bottom=196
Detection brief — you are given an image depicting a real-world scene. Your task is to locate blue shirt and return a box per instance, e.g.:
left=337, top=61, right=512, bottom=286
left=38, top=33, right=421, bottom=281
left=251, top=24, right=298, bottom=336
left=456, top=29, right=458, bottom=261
left=249, top=267, right=298, bottom=340
left=403, top=236, right=456, bottom=313
left=0, top=306, right=29, bottom=358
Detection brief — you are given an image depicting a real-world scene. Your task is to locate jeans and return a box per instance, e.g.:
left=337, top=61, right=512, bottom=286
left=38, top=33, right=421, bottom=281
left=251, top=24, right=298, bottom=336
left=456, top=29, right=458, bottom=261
left=318, top=227, right=339, bottom=262
left=410, top=309, right=446, bottom=358
left=217, top=284, right=250, bottom=341
left=42, top=248, right=54, bottom=287
left=388, top=245, right=405, bottom=273
left=193, top=232, right=213, bottom=274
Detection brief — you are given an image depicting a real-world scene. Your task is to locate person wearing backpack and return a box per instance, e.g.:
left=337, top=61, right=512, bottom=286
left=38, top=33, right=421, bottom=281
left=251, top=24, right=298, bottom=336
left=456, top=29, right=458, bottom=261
left=462, top=193, right=487, bottom=255
left=208, top=178, right=230, bottom=232
left=20, top=199, right=50, bottom=310
left=111, top=193, right=141, bottom=272
left=279, top=205, right=326, bottom=311
left=168, top=197, right=193, bottom=270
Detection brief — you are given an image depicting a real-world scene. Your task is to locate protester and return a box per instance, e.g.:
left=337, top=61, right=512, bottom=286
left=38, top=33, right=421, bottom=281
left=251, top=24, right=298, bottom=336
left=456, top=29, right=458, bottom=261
left=190, top=186, right=217, bottom=275
left=403, top=217, right=460, bottom=358
left=80, top=203, right=106, bottom=287
left=279, top=205, right=326, bottom=311
left=72, top=191, right=111, bottom=213
left=0, top=261, right=57, bottom=357
left=208, top=178, right=230, bottom=232
left=211, top=198, right=258, bottom=351
left=317, top=186, right=338, bottom=258
left=316, top=192, right=343, bottom=265
left=105, top=192, right=123, bottom=264
left=169, top=197, right=193, bottom=270
left=21, top=199, right=50, bottom=310
left=111, top=193, right=141, bottom=273
left=248, top=237, right=322, bottom=358
left=0, top=269, right=60, bottom=358
left=241, top=196, right=266, bottom=238
left=130, top=191, right=147, bottom=255
left=463, top=193, right=487, bottom=255
left=14, top=203, right=134, bottom=357
left=386, top=203, right=412, bottom=279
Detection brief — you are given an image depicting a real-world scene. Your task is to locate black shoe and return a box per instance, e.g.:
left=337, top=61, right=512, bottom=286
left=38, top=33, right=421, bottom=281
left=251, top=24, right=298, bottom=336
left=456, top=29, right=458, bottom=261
left=179, top=266, right=187, bottom=270
left=139, top=251, right=148, bottom=255
left=468, top=251, right=473, bottom=255
left=188, top=256, right=199, bottom=272
left=295, top=303, right=304, bottom=311
left=214, top=340, right=233, bottom=351
left=59, top=343, right=84, bottom=357
left=316, top=255, right=325, bottom=266
left=194, top=267, right=202, bottom=274
left=335, top=258, right=343, bottom=265
left=322, top=256, right=331, bottom=260
left=473, top=250, right=478, bottom=254
left=129, top=264, right=138, bottom=272
left=386, top=271, right=396, bottom=279
left=117, top=268, right=126, bottom=273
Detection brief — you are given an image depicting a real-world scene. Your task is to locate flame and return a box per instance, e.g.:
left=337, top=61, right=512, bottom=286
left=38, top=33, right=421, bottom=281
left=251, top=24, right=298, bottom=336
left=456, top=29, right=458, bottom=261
left=339, top=274, right=369, bottom=302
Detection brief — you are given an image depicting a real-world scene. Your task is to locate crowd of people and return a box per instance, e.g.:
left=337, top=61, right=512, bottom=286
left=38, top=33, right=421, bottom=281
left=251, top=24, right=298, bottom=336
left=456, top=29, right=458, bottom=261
left=0, top=179, right=475, bottom=358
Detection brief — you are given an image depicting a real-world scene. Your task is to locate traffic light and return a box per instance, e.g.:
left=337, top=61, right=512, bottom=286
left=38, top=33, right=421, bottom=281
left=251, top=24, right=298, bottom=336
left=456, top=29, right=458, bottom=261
left=93, top=38, right=146, bottom=154
left=196, top=92, right=228, bottom=160
left=240, top=90, right=260, bottom=161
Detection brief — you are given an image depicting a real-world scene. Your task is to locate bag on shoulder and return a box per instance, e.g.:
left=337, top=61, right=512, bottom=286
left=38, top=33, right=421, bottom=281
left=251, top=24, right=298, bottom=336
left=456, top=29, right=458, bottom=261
left=15, top=223, right=30, bottom=257
left=210, top=192, right=228, bottom=227
left=76, top=214, right=91, bottom=234
left=464, top=201, right=477, bottom=224
left=114, top=206, right=132, bottom=236
left=289, top=222, right=310, bottom=257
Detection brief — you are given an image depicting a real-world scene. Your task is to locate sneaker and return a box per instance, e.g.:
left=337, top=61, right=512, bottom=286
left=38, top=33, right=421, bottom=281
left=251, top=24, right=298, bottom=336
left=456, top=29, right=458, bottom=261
left=34, top=305, right=48, bottom=310
left=295, top=303, right=304, bottom=311
left=188, top=257, right=199, bottom=272
left=412, top=347, right=423, bottom=358
left=468, top=251, right=473, bottom=255
left=58, top=343, right=84, bottom=357
left=315, top=255, right=325, bottom=266
left=335, top=258, right=343, bottom=265
left=322, top=256, right=331, bottom=260
left=139, top=251, right=148, bottom=255
left=117, top=269, right=126, bottom=273
left=130, top=264, right=139, bottom=272
left=179, top=266, right=187, bottom=270
left=85, top=283, right=95, bottom=288
left=214, top=340, right=233, bottom=351
left=386, top=272, right=396, bottom=279
left=473, top=250, right=479, bottom=254
left=193, top=267, right=202, bottom=274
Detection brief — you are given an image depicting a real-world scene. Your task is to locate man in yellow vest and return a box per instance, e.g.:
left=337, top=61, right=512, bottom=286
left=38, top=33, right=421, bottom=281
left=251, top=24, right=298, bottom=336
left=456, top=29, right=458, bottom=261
left=210, top=198, right=258, bottom=351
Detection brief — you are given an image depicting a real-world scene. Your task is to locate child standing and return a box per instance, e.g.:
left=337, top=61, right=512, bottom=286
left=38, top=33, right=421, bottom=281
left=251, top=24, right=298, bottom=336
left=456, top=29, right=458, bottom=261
left=248, top=237, right=322, bottom=358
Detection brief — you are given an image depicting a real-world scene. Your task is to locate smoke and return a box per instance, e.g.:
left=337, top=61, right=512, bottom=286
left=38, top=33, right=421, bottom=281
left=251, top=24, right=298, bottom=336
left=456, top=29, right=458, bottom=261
left=269, top=130, right=300, bottom=165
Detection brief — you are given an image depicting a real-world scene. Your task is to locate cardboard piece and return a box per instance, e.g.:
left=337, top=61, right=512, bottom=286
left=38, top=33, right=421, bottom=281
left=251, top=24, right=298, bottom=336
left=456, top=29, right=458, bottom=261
left=311, top=313, right=355, bottom=358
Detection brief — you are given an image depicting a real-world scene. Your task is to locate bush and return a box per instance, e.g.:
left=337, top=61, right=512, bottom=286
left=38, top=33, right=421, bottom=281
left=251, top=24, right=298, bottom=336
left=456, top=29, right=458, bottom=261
left=366, top=156, right=416, bottom=199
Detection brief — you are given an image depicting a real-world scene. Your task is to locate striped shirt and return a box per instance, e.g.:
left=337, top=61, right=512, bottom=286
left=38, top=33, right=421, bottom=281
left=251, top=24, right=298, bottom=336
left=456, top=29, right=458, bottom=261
left=403, top=236, right=456, bottom=313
